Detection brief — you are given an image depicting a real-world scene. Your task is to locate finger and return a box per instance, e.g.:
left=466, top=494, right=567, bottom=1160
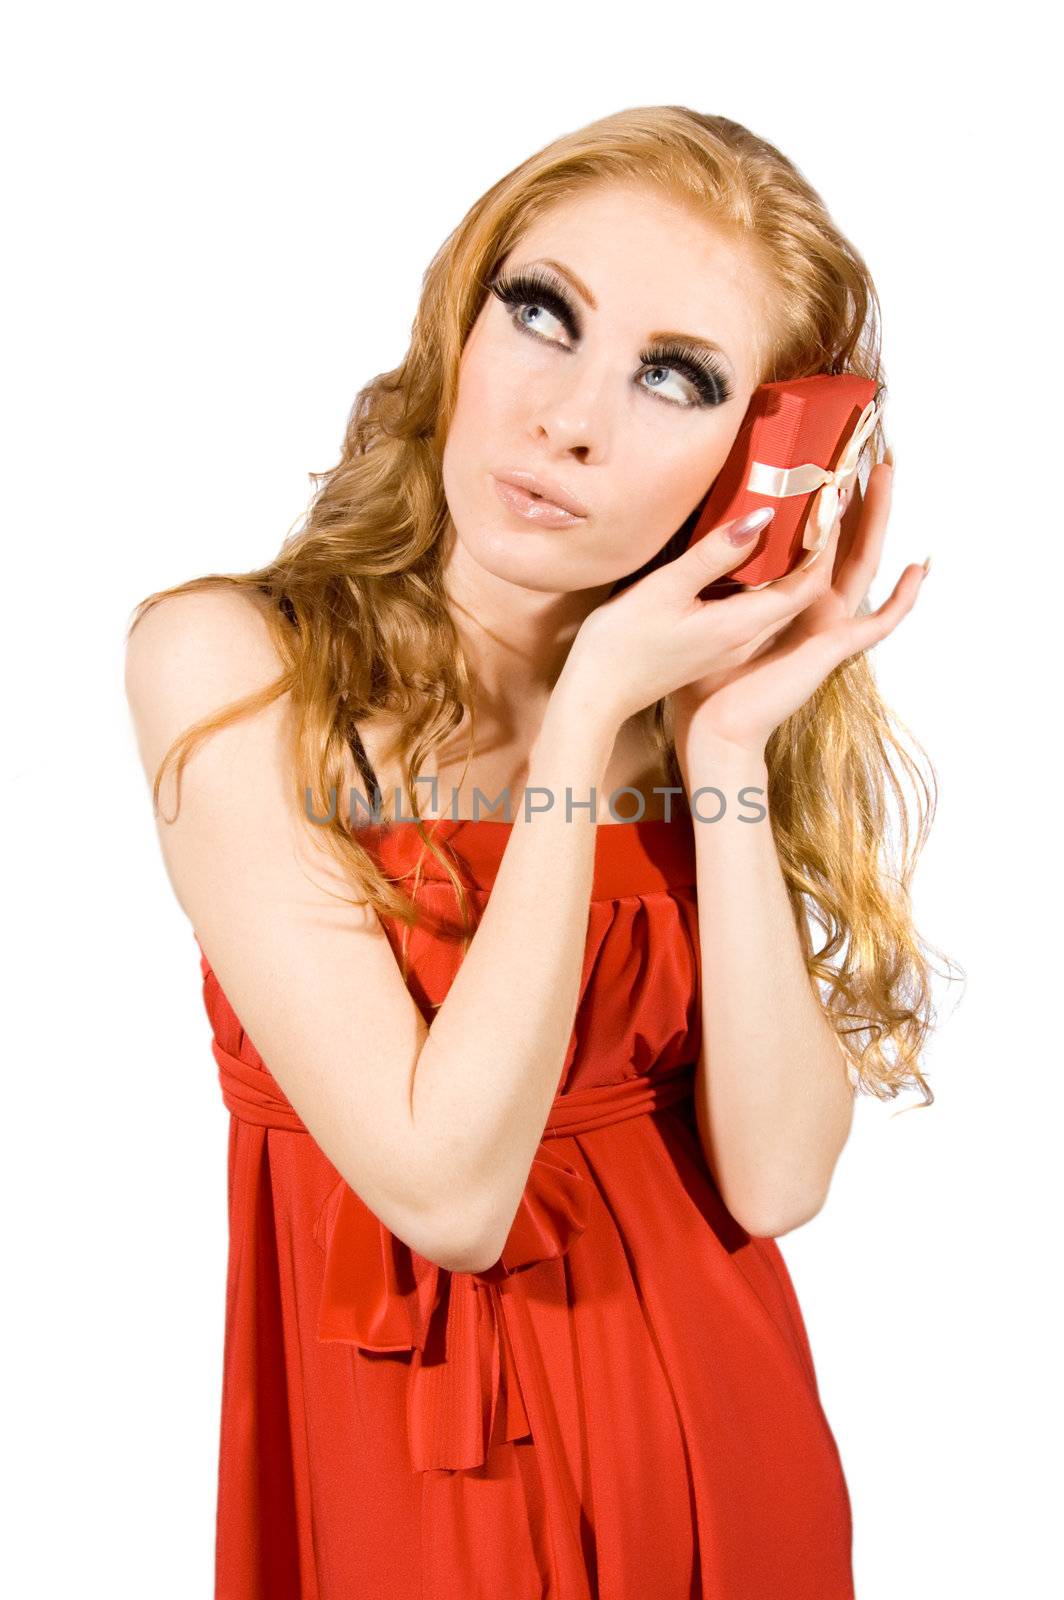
left=826, top=559, right=926, bottom=661
left=744, top=519, right=845, bottom=656
left=674, top=506, right=777, bottom=598
left=709, top=505, right=846, bottom=630
left=746, top=544, right=924, bottom=671
left=806, top=489, right=849, bottom=580
left=834, top=462, right=893, bottom=613
left=743, top=613, right=795, bottom=662
left=832, top=476, right=865, bottom=577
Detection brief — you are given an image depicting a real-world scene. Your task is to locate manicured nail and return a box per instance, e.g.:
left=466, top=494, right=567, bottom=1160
left=921, top=554, right=932, bottom=576
left=726, top=506, right=775, bottom=545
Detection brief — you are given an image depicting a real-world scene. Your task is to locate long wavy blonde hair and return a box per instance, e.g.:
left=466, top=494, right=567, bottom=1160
left=128, top=104, right=962, bottom=1106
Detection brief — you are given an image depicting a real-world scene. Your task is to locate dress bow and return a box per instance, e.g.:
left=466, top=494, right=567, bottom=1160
left=209, top=1007, right=695, bottom=1478
left=313, top=1141, right=589, bottom=1472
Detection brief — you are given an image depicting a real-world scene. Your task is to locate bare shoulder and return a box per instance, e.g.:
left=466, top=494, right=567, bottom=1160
left=125, top=585, right=281, bottom=708
left=125, top=587, right=288, bottom=766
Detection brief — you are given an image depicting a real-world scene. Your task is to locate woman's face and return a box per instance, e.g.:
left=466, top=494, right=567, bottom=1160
left=441, top=180, right=777, bottom=594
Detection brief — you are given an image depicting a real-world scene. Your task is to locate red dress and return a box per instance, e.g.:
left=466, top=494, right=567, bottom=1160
left=199, top=815, right=854, bottom=1598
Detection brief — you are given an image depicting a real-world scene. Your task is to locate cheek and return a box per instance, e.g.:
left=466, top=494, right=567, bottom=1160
left=442, top=347, right=509, bottom=523
left=600, top=428, right=737, bottom=580
left=444, top=359, right=499, bottom=489
left=615, top=429, right=722, bottom=538
left=452, top=325, right=524, bottom=432
left=449, top=366, right=484, bottom=446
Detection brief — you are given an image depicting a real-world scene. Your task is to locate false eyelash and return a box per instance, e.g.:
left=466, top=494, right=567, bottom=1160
left=638, top=338, right=733, bottom=408
left=486, top=265, right=733, bottom=408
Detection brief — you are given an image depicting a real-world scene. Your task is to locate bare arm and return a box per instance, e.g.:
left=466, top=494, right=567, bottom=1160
left=408, top=663, right=614, bottom=1268
left=124, top=591, right=618, bottom=1275
left=681, top=740, right=855, bottom=1239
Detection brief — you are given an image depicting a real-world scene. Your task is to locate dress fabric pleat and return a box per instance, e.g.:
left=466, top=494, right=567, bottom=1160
left=199, top=811, right=854, bottom=1598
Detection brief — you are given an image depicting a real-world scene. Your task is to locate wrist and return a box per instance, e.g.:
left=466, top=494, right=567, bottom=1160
left=548, top=651, right=624, bottom=752
left=677, top=734, right=769, bottom=791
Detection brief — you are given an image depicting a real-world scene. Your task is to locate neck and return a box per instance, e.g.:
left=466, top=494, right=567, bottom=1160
left=440, top=523, right=617, bottom=719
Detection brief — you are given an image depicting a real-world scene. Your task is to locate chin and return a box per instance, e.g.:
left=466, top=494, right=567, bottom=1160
left=458, top=529, right=583, bottom=592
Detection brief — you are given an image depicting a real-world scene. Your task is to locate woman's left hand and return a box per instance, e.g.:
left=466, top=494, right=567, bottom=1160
left=668, top=460, right=927, bottom=765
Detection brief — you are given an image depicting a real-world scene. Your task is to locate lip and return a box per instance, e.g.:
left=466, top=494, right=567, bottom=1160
left=492, top=476, right=587, bottom=528
left=492, top=470, right=588, bottom=519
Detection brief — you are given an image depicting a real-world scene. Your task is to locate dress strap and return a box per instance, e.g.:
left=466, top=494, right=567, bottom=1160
left=349, top=721, right=382, bottom=805
left=270, top=588, right=383, bottom=806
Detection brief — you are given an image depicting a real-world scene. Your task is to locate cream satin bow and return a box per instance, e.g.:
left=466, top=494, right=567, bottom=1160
left=741, top=397, right=881, bottom=586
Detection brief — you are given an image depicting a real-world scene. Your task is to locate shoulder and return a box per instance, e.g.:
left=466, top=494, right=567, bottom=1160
left=125, top=586, right=284, bottom=712
left=124, top=586, right=291, bottom=784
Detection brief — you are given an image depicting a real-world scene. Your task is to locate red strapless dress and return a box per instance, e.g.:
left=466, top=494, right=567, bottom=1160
left=199, top=815, right=854, bottom=1598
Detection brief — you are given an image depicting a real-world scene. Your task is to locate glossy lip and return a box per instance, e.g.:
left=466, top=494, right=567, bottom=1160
left=493, top=469, right=588, bottom=518
left=492, top=477, right=586, bottom=528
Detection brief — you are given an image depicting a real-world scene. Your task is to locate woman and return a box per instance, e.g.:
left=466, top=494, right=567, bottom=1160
left=125, top=106, right=948, bottom=1599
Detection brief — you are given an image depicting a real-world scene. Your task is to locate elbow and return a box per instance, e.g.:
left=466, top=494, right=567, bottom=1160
left=442, top=1198, right=511, bottom=1275
left=410, top=1194, right=507, bottom=1277
left=356, top=1212, right=502, bottom=1279
left=388, top=1143, right=506, bottom=1276
left=437, top=1238, right=504, bottom=1276
left=387, top=1211, right=500, bottom=1277
left=426, top=1223, right=504, bottom=1277
left=729, top=1183, right=830, bottom=1240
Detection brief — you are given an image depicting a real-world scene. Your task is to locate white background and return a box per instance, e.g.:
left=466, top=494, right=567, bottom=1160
left=4, top=2, right=1061, bottom=1594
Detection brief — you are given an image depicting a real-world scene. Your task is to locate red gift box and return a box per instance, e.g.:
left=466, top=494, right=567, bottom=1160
left=686, top=374, right=882, bottom=588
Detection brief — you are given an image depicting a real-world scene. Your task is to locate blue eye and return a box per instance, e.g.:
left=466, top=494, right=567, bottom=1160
left=487, top=267, right=733, bottom=410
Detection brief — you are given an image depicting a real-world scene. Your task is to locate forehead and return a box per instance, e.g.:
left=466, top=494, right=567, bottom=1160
left=503, top=181, right=774, bottom=389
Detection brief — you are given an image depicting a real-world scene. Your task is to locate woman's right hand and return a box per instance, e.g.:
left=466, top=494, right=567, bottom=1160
left=561, top=505, right=837, bottom=732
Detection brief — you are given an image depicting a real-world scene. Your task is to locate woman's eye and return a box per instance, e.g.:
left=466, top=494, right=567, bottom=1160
left=638, top=365, right=700, bottom=407
left=512, top=300, right=568, bottom=345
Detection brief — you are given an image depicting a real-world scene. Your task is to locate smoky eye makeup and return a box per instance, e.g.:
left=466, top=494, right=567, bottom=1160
left=486, top=262, right=734, bottom=410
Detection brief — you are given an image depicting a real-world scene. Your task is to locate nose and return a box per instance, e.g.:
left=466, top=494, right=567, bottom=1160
left=526, top=360, right=613, bottom=462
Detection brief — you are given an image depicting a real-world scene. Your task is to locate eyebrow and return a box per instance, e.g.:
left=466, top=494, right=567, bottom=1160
left=528, top=256, right=737, bottom=377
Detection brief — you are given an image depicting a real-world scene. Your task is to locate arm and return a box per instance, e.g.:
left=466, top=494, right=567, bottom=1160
left=680, top=740, right=855, bottom=1239
left=408, top=661, right=614, bottom=1269
left=663, top=462, right=920, bottom=1237
left=125, top=590, right=619, bottom=1276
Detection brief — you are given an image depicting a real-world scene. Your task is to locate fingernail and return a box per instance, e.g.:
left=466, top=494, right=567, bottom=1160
left=884, top=444, right=895, bottom=467
left=921, top=553, right=932, bottom=576
left=726, top=506, right=775, bottom=545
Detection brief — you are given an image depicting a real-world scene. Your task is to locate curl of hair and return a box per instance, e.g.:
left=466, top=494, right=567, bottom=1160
left=127, top=104, right=963, bottom=1106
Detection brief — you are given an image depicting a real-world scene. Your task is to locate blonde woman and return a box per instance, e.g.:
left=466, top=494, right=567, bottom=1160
left=126, top=106, right=948, bottom=1599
